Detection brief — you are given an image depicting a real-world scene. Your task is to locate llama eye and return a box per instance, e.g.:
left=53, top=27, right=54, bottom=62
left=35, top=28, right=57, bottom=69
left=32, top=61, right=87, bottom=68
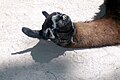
left=54, top=18, right=59, bottom=22
left=56, top=16, right=62, bottom=22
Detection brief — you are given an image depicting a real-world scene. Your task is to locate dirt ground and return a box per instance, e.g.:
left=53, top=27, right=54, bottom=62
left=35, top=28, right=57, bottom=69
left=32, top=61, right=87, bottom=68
left=0, top=0, right=120, bottom=80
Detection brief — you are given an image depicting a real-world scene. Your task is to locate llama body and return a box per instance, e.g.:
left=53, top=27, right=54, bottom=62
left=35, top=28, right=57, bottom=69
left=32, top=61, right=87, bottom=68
left=22, top=0, right=120, bottom=48
left=70, top=18, right=120, bottom=48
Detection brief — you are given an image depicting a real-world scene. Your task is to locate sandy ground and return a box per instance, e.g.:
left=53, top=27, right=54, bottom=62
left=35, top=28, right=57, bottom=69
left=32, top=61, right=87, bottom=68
left=0, top=0, right=120, bottom=80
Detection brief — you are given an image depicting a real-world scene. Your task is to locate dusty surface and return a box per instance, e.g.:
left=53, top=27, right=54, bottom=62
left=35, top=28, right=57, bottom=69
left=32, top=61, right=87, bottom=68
left=0, top=0, right=120, bottom=80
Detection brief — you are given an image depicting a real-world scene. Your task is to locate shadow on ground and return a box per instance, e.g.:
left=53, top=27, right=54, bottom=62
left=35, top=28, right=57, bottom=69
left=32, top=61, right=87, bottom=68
left=12, top=40, right=72, bottom=63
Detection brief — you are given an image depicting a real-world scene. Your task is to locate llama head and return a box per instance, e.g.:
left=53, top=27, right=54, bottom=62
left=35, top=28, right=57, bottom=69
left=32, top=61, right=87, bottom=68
left=41, top=11, right=73, bottom=40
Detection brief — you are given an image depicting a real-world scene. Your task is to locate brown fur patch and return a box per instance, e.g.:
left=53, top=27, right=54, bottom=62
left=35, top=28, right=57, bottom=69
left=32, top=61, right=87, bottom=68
left=63, top=0, right=120, bottom=48
left=67, top=18, right=120, bottom=48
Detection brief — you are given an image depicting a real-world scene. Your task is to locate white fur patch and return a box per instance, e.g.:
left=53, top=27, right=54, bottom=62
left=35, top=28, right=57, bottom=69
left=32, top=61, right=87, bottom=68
left=49, top=28, right=55, bottom=39
left=45, top=28, right=49, bottom=34
left=44, top=14, right=60, bottom=39
left=63, top=15, right=67, bottom=20
left=71, top=23, right=75, bottom=43
left=51, top=14, right=58, bottom=29
left=45, top=28, right=55, bottom=39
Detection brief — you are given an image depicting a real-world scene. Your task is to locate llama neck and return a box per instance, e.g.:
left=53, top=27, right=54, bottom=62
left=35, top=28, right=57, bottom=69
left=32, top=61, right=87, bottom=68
left=68, top=18, right=120, bottom=48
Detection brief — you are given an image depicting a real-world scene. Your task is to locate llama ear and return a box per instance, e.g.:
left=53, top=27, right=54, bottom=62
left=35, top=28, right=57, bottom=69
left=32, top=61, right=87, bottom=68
left=42, top=11, right=49, bottom=18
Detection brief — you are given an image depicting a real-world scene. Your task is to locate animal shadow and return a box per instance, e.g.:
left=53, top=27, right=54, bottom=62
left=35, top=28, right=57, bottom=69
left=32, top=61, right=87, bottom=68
left=12, top=40, right=72, bottom=63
